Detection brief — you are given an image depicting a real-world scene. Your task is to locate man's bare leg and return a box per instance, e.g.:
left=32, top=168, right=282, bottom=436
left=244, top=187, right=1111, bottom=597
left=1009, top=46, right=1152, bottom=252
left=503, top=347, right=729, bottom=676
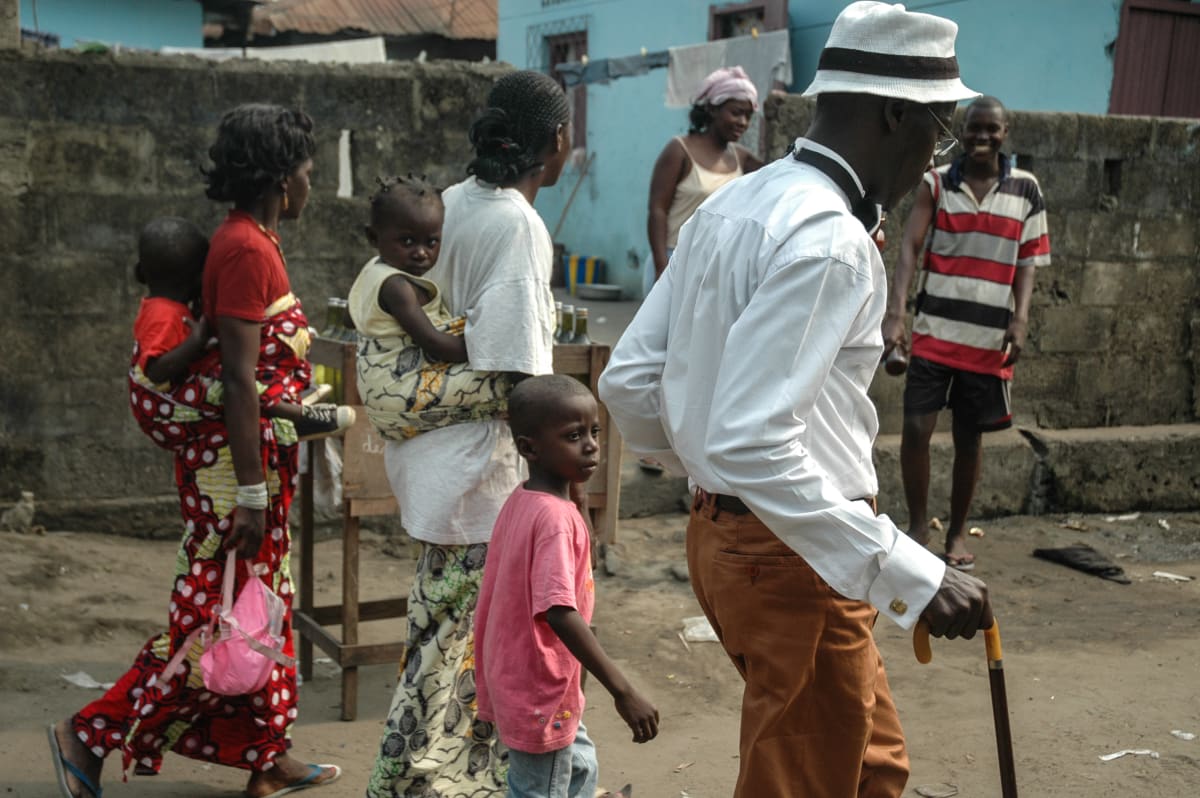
left=900, top=411, right=939, bottom=546
left=946, top=414, right=983, bottom=567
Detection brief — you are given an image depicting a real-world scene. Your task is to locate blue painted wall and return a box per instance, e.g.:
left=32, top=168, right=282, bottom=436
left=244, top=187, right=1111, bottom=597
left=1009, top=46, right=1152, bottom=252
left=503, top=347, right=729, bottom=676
left=789, top=0, right=1122, bottom=115
left=503, top=0, right=1122, bottom=298
left=19, top=0, right=203, bottom=49
left=498, top=0, right=715, bottom=299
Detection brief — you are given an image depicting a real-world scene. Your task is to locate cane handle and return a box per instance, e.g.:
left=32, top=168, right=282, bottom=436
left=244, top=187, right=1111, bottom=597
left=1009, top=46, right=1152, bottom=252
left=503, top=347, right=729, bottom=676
left=985, top=621, right=1002, bottom=663
left=913, top=619, right=1000, bottom=664
left=913, top=620, right=933, bottom=664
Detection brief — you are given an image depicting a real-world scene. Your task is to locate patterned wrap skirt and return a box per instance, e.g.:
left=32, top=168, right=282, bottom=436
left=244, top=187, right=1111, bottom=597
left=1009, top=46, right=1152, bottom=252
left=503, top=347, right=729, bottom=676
left=366, top=542, right=507, bottom=797
left=75, top=294, right=311, bottom=776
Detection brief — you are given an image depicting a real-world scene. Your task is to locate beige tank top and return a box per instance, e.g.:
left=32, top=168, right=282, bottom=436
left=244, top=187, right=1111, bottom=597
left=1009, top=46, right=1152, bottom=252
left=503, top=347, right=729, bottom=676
left=665, top=136, right=744, bottom=247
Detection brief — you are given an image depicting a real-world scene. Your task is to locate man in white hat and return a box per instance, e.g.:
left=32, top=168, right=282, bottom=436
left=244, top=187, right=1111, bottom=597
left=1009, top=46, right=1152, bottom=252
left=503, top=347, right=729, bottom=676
left=600, top=3, right=992, bottom=796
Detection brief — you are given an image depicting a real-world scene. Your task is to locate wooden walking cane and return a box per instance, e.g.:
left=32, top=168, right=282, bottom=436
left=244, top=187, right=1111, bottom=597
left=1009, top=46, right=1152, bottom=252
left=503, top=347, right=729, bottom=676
left=914, top=620, right=1018, bottom=798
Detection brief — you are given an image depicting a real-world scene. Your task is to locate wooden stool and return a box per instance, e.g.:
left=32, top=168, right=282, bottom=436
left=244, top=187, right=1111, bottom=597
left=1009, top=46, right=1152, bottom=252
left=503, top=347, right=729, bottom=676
left=295, top=338, right=406, bottom=721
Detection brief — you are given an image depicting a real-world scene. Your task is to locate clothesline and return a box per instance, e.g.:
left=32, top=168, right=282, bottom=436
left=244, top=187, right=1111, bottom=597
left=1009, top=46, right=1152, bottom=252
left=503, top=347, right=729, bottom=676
left=553, top=28, right=791, bottom=99
left=554, top=49, right=669, bottom=88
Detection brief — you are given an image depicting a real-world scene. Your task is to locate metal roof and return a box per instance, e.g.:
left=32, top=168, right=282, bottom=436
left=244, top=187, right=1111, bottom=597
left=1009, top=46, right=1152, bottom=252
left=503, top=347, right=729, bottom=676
left=251, top=0, right=496, bottom=41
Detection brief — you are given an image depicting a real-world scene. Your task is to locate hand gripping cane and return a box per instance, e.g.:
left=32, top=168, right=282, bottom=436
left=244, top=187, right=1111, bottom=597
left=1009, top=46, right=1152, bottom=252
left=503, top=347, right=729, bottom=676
left=914, top=620, right=1017, bottom=798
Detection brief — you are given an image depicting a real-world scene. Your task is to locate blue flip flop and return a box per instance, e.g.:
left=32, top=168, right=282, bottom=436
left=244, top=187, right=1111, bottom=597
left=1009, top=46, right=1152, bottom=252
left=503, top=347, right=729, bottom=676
left=47, top=724, right=102, bottom=798
left=259, top=763, right=342, bottom=798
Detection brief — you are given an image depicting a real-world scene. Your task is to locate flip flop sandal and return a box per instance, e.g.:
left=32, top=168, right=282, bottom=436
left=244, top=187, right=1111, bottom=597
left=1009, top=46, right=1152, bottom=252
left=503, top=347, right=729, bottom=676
left=944, top=553, right=976, bottom=572
left=47, top=724, right=102, bottom=798
left=259, top=764, right=342, bottom=798
left=637, top=457, right=665, bottom=474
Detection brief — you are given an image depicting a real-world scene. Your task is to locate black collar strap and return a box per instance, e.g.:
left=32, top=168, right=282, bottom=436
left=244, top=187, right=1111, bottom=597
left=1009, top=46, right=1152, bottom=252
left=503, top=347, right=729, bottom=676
left=792, top=147, right=881, bottom=233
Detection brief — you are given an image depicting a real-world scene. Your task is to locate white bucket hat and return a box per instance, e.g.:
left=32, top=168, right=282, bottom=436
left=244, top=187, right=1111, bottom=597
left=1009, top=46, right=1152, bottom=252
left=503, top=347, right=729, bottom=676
left=802, top=1, right=979, bottom=104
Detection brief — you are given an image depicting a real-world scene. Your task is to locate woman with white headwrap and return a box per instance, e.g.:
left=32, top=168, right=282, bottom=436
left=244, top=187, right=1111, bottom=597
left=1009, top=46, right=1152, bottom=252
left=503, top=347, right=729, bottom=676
left=647, top=66, right=763, bottom=285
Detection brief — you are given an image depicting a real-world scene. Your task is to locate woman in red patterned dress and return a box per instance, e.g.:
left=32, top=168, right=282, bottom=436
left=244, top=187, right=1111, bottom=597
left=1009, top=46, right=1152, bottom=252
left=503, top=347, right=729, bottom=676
left=48, top=105, right=340, bottom=798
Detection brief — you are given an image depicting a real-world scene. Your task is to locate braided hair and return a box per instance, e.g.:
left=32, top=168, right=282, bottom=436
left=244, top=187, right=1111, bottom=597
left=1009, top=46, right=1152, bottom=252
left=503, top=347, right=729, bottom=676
left=203, top=104, right=315, bottom=205
left=468, top=71, right=570, bottom=185
left=368, top=174, right=443, bottom=227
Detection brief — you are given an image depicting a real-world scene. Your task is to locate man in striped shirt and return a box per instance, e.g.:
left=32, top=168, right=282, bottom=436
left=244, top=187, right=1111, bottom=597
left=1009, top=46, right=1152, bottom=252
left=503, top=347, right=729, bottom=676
left=883, top=95, right=1050, bottom=571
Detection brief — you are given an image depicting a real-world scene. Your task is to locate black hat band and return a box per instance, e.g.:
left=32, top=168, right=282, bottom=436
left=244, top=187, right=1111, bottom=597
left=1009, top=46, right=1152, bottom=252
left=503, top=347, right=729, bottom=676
left=817, top=47, right=960, bottom=81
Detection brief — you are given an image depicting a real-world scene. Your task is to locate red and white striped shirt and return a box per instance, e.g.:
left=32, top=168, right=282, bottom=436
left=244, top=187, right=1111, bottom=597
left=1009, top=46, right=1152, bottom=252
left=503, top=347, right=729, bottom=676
left=911, top=155, right=1050, bottom=379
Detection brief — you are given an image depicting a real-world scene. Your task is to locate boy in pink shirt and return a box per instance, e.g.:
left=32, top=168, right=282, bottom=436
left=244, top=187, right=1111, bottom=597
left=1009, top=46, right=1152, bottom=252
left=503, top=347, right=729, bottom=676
left=475, top=375, right=659, bottom=797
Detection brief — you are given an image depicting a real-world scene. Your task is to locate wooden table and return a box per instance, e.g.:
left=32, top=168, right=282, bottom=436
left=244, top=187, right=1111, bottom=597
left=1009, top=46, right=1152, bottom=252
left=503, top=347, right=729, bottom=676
left=295, top=338, right=622, bottom=720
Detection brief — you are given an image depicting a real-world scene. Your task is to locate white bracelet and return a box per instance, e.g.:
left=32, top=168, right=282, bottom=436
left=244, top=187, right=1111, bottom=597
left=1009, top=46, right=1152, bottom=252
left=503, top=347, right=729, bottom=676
left=236, top=482, right=269, bottom=510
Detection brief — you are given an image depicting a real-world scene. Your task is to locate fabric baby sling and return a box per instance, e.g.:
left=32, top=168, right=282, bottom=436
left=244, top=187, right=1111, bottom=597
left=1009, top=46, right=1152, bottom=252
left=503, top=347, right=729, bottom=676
left=163, top=550, right=293, bottom=695
left=354, top=278, right=511, bottom=442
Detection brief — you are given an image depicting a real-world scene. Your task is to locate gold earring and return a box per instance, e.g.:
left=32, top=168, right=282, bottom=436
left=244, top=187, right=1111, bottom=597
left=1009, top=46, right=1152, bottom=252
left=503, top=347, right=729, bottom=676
left=282, top=193, right=289, bottom=212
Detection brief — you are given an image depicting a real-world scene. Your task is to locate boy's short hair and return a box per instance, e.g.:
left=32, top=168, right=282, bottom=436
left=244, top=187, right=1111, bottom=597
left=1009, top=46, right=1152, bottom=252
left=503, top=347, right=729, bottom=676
left=968, top=95, right=1007, bottom=118
left=136, top=217, right=208, bottom=286
left=508, top=375, right=594, bottom=439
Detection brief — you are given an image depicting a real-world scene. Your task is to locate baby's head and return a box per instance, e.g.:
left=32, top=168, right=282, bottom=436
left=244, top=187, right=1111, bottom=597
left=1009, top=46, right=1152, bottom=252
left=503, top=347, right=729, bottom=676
left=365, top=174, right=444, bottom=276
left=135, top=217, right=209, bottom=301
left=509, top=375, right=601, bottom=485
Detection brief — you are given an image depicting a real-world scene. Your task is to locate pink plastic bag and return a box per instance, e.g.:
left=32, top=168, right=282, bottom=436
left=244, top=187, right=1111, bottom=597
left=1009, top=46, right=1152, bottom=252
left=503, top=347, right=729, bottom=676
left=164, top=551, right=293, bottom=696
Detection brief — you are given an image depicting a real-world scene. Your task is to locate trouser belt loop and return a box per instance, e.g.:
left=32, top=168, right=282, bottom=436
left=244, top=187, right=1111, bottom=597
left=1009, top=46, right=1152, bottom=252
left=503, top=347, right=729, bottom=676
left=694, top=489, right=725, bottom=520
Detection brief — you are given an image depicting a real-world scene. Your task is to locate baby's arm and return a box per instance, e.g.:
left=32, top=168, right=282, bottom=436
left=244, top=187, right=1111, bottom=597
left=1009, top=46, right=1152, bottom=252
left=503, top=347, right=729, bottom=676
left=545, top=606, right=659, bottom=743
left=378, top=275, right=468, bottom=363
left=144, top=316, right=210, bottom=384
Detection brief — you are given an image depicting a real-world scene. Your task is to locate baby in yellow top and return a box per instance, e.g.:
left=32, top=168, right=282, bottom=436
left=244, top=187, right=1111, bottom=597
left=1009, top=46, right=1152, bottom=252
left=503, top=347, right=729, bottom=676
left=348, top=175, right=510, bottom=440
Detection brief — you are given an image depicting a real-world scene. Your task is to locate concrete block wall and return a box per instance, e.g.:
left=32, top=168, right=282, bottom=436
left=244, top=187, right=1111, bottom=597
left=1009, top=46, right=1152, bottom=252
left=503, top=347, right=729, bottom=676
left=764, top=96, right=1200, bottom=436
left=0, top=0, right=16, bottom=50
left=620, top=424, right=1200, bottom=521
left=1, top=50, right=1197, bottom=524
left=0, top=48, right=504, bottom=512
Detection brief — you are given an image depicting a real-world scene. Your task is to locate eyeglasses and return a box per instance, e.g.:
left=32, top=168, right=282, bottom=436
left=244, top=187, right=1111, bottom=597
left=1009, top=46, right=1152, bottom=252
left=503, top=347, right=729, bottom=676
left=926, top=106, right=961, bottom=157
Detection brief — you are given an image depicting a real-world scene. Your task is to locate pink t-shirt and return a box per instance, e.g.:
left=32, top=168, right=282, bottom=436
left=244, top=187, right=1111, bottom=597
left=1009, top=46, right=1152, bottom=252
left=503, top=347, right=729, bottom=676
left=475, top=484, right=595, bottom=754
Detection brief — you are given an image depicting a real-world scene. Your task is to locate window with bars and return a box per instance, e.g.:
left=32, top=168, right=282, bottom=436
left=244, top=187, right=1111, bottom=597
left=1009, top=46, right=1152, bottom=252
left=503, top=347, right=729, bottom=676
left=708, top=0, right=787, bottom=40
left=546, top=29, right=588, bottom=151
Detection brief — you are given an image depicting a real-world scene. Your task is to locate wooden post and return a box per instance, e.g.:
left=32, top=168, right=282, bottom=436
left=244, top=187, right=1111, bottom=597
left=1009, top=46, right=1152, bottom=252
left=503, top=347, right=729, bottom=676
left=298, top=442, right=316, bottom=683
left=339, top=509, right=361, bottom=721
left=0, top=0, right=19, bottom=50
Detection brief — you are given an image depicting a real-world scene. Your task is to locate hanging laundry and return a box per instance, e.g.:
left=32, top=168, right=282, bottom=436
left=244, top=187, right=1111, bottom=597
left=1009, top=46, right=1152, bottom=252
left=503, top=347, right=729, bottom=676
left=665, top=29, right=792, bottom=108
left=608, top=50, right=670, bottom=79
left=556, top=50, right=670, bottom=88
left=557, top=59, right=611, bottom=88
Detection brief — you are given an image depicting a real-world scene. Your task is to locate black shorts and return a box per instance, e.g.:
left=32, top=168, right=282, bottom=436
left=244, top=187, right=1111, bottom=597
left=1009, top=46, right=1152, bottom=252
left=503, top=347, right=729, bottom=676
left=903, top=356, right=1013, bottom=432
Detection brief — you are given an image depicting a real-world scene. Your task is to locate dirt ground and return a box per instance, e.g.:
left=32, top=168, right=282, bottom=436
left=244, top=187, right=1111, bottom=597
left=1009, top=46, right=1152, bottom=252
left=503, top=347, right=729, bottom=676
left=3, top=508, right=1200, bottom=798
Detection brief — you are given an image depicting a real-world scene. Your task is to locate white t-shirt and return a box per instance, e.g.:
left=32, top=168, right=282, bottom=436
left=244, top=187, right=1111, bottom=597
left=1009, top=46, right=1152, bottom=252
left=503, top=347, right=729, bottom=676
left=384, top=178, right=556, bottom=545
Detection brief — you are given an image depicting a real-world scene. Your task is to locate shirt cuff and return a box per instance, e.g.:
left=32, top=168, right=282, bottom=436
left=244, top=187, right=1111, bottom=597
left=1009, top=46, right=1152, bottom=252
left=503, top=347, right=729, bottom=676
left=867, top=528, right=946, bottom=629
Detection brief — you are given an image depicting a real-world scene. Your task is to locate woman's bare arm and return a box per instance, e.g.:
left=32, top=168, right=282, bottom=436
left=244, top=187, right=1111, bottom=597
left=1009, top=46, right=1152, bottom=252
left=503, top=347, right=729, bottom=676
left=647, top=139, right=689, bottom=279
left=217, top=315, right=267, bottom=558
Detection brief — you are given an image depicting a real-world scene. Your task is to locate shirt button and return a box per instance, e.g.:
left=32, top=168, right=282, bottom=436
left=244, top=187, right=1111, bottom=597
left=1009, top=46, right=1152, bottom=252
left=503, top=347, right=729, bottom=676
left=889, top=598, right=908, bottom=615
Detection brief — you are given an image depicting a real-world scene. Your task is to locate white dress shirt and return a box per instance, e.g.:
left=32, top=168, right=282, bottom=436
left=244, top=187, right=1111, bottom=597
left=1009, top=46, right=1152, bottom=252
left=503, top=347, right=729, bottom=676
left=599, top=138, right=945, bottom=627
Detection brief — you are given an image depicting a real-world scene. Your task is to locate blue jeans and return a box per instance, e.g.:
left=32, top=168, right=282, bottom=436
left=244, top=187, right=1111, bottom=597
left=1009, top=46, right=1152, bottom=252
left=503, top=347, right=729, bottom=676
left=506, top=722, right=598, bottom=798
